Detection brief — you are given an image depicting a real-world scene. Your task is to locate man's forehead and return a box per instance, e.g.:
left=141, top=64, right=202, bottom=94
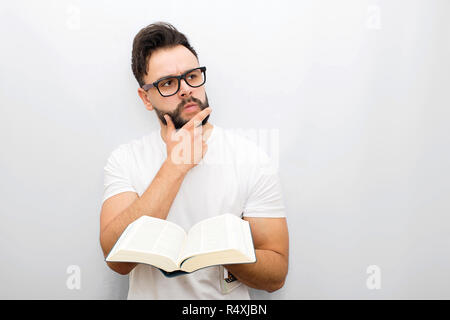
left=147, top=45, right=199, bottom=81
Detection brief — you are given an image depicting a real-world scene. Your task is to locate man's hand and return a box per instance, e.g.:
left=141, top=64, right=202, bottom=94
left=163, top=107, right=212, bottom=174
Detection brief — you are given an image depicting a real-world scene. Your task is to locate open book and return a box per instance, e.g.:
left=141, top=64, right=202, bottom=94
left=106, top=214, right=256, bottom=275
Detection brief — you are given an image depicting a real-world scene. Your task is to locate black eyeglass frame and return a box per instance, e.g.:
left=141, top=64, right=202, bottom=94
left=142, top=66, right=207, bottom=97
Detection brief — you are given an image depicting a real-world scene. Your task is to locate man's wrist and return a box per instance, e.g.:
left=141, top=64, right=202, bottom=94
left=162, top=159, right=189, bottom=178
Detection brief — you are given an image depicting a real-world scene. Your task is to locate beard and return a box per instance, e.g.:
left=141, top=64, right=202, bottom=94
left=153, top=93, right=210, bottom=130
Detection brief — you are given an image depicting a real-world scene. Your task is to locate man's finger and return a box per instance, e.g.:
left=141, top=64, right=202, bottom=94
left=184, top=107, right=212, bottom=128
left=164, top=114, right=174, bottom=132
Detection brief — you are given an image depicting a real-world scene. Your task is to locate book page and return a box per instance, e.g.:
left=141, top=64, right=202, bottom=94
left=227, top=216, right=242, bottom=250
left=120, top=216, right=187, bottom=264
left=179, top=214, right=256, bottom=272
left=239, top=219, right=256, bottom=260
left=181, top=214, right=236, bottom=261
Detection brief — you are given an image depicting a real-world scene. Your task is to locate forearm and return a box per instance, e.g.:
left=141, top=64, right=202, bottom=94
left=224, top=249, right=288, bottom=293
left=100, top=160, right=187, bottom=273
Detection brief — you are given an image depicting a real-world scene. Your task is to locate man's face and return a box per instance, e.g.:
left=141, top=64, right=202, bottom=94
left=139, top=45, right=210, bottom=129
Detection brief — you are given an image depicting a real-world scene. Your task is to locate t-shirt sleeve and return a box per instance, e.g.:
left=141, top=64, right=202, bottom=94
left=102, top=145, right=137, bottom=204
left=242, top=147, right=286, bottom=218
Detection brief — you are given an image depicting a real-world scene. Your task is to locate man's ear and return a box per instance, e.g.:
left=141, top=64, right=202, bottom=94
left=137, top=88, right=154, bottom=111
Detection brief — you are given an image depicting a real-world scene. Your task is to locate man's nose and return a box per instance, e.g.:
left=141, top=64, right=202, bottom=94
left=178, top=78, right=192, bottom=98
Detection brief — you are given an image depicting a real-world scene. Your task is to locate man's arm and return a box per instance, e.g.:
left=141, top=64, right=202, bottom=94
left=224, top=217, right=289, bottom=293
left=99, top=107, right=212, bottom=275
left=99, top=160, right=187, bottom=275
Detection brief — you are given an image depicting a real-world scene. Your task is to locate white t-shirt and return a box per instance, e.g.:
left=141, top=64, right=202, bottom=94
left=102, top=124, right=286, bottom=299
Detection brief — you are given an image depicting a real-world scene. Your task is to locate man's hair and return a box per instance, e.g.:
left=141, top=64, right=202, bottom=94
left=131, top=22, right=198, bottom=88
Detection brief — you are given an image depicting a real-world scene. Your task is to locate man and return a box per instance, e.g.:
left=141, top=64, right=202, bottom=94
left=99, top=22, right=289, bottom=299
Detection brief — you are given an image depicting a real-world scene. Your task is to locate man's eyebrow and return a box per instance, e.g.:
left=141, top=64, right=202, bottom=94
left=154, top=67, right=198, bottom=83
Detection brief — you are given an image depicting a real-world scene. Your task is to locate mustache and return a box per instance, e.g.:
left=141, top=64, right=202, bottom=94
left=178, top=96, right=204, bottom=111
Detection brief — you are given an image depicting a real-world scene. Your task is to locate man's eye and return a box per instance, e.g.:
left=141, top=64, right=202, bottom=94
left=161, top=80, right=172, bottom=87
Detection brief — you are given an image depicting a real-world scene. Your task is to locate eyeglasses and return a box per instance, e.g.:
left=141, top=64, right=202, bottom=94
left=142, top=66, right=207, bottom=97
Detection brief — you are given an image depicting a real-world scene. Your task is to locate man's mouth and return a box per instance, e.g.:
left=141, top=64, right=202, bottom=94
left=183, top=103, right=199, bottom=112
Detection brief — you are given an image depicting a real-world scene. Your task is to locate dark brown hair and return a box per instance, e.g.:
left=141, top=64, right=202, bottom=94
left=131, top=22, right=198, bottom=88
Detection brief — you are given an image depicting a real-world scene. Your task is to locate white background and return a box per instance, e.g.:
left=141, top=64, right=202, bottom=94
left=1, top=0, right=449, bottom=299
